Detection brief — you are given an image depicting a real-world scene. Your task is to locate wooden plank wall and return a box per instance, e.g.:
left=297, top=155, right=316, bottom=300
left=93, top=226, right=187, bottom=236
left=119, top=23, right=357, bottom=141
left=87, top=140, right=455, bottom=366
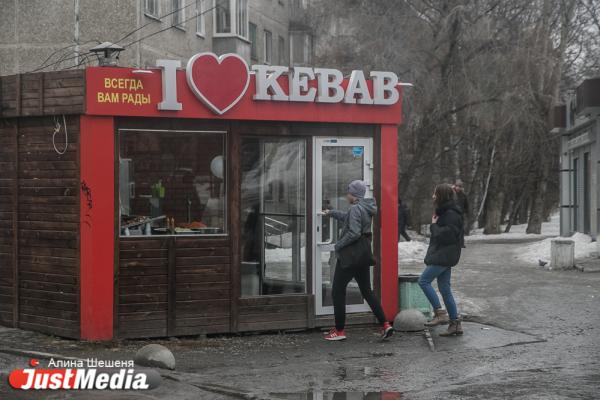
left=0, top=71, right=85, bottom=337
left=0, top=71, right=85, bottom=118
left=237, top=296, right=309, bottom=332
left=0, top=120, right=16, bottom=327
left=117, top=237, right=231, bottom=338
left=118, top=238, right=170, bottom=338
left=173, top=238, right=231, bottom=335
left=16, top=117, right=80, bottom=338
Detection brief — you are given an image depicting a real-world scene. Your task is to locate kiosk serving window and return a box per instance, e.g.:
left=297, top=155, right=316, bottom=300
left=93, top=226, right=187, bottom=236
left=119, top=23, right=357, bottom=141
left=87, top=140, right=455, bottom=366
left=119, top=130, right=226, bottom=236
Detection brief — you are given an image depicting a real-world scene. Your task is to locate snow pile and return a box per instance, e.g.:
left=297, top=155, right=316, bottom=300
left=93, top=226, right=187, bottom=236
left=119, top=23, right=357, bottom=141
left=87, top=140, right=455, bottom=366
left=468, top=213, right=560, bottom=241
left=398, top=240, right=428, bottom=264
left=516, top=232, right=597, bottom=264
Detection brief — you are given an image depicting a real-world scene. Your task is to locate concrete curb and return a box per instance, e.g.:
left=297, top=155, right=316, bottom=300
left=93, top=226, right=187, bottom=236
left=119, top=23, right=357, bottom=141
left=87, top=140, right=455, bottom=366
left=0, top=347, right=85, bottom=362
left=465, top=235, right=555, bottom=244
left=574, top=264, right=600, bottom=273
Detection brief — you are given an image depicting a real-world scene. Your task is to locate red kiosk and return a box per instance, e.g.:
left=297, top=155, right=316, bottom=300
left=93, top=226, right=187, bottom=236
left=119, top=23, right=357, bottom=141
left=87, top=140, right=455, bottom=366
left=0, top=53, right=403, bottom=340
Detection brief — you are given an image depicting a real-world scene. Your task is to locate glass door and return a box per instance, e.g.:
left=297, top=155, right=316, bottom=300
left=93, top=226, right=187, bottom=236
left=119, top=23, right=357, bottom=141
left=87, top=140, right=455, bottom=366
left=313, top=137, right=373, bottom=315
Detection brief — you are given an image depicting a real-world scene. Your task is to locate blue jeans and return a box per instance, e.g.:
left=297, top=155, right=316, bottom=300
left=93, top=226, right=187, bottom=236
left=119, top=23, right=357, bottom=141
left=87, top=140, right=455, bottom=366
left=418, top=265, right=458, bottom=320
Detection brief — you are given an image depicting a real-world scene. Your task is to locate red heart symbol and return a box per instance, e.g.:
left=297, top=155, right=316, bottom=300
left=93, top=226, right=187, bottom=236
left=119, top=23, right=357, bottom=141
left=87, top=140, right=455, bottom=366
left=186, top=52, right=250, bottom=115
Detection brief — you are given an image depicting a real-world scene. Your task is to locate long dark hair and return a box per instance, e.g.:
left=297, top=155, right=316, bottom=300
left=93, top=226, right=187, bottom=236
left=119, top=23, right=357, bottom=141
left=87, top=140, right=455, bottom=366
left=433, top=183, right=455, bottom=208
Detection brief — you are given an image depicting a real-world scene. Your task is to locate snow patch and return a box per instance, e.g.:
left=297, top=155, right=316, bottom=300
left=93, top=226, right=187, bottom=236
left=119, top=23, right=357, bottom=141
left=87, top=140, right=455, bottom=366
left=265, top=247, right=307, bottom=263
left=467, top=213, right=560, bottom=241
left=515, top=232, right=597, bottom=264
left=398, top=240, right=428, bottom=264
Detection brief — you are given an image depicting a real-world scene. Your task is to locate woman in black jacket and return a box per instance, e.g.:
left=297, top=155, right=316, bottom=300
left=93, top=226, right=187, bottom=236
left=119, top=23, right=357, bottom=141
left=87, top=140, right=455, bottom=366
left=418, top=183, right=465, bottom=336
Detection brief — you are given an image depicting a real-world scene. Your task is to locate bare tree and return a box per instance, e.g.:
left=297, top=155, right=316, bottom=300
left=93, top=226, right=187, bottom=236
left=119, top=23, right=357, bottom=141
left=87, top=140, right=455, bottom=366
left=307, top=0, right=597, bottom=234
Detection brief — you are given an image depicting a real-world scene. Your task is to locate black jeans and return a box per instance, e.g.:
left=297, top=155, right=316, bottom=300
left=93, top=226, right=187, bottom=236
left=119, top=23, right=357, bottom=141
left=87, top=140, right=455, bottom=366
left=332, top=261, right=387, bottom=331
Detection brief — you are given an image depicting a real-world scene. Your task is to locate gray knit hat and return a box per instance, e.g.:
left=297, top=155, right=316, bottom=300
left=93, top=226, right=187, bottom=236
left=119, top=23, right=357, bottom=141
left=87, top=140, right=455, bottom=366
left=347, top=180, right=366, bottom=198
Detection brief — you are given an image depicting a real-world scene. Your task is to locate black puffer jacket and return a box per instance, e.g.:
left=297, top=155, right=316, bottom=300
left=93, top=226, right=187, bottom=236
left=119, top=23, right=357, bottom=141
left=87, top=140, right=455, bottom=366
left=424, top=201, right=464, bottom=267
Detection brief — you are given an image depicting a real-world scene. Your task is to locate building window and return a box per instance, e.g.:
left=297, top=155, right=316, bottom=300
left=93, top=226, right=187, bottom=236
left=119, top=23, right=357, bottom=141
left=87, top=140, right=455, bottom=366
left=290, top=31, right=312, bottom=66
left=236, top=0, right=248, bottom=38
left=215, top=0, right=231, bottom=33
left=172, top=0, right=186, bottom=29
left=292, top=0, right=308, bottom=9
left=264, top=29, right=272, bottom=64
left=214, top=0, right=248, bottom=38
left=278, top=35, right=286, bottom=65
left=144, top=0, right=160, bottom=18
left=119, top=130, right=227, bottom=237
left=249, top=23, right=258, bottom=60
left=196, top=0, right=205, bottom=36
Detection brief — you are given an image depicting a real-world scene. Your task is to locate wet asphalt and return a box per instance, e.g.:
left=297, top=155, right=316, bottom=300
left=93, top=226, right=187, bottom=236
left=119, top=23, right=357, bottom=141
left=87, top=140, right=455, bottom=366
left=0, top=240, right=599, bottom=399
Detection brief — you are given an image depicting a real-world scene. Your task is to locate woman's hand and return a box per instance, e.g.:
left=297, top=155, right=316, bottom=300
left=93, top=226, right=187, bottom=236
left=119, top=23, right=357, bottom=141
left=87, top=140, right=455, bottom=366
left=320, top=209, right=330, bottom=216
left=431, top=214, right=439, bottom=224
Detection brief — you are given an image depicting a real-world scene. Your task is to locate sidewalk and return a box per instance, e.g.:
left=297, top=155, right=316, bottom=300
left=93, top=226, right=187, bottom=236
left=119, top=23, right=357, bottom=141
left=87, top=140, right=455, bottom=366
left=0, top=321, right=546, bottom=399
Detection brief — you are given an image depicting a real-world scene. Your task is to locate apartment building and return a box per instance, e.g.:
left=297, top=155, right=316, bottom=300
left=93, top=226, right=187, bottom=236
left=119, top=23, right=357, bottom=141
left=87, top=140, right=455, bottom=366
left=0, top=0, right=314, bottom=75
left=556, top=77, right=600, bottom=238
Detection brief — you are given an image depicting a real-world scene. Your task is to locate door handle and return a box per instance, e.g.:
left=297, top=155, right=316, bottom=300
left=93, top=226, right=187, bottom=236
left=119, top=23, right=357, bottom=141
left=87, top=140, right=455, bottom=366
left=317, top=215, right=333, bottom=245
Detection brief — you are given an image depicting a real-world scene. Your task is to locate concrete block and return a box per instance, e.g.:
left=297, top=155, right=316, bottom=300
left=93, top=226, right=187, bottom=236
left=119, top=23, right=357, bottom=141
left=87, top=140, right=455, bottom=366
left=551, top=239, right=574, bottom=270
left=393, top=309, right=427, bottom=332
left=134, top=344, right=176, bottom=370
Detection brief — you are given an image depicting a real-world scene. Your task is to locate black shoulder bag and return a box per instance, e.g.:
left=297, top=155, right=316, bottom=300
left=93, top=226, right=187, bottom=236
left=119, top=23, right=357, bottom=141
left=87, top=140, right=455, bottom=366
left=337, top=206, right=376, bottom=269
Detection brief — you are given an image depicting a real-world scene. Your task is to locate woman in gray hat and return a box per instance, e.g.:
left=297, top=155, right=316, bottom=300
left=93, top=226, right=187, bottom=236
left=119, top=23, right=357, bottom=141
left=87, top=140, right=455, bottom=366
left=323, top=180, right=393, bottom=341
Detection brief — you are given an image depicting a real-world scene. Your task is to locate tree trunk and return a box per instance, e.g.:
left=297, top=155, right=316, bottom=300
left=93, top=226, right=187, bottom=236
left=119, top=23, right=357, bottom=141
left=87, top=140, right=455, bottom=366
left=527, top=172, right=548, bottom=234
left=518, top=198, right=530, bottom=225
left=483, top=185, right=504, bottom=234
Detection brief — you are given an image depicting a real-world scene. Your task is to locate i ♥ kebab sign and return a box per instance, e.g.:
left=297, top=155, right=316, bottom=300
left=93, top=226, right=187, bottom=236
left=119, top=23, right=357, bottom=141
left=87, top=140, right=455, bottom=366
left=86, top=52, right=405, bottom=123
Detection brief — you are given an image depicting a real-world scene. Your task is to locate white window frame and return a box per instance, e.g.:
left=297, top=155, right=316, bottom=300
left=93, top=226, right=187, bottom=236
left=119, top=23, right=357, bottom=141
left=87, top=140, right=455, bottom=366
left=196, top=0, right=205, bottom=37
left=264, top=29, right=272, bottom=64
left=249, top=22, right=258, bottom=60
left=172, top=0, right=186, bottom=30
left=278, top=35, right=286, bottom=65
left=144, top=0, right=160, bottom=19
left=213, top=0, right=249, bottom=40
left=236, top=0, right=248, bottom=38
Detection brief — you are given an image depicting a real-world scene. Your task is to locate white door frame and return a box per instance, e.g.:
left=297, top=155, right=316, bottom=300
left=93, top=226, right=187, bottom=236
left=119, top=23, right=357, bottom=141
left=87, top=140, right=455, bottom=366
left=312, top=137, right=374, bottom=315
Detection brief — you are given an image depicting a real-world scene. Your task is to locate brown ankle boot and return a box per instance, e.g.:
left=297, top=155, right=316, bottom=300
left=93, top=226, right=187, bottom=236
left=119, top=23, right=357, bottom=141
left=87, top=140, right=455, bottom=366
left=439, top=320, right=463, bottom=336
left=424, top=309, right=449, bottom=327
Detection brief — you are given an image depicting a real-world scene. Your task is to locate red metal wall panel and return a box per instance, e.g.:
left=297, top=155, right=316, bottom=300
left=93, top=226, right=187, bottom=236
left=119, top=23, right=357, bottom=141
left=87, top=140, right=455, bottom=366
left=80, top=115, right=115, bottom=340
left=380, top=124, right=399, bottom=320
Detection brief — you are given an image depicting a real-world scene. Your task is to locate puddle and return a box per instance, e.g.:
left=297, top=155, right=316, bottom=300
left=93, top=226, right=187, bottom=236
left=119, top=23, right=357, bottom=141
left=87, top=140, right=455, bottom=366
left=271, top=392, right=403, bottom=400
left=430, top=322, right=544, bottom=351
left=336, top=366, right=396, bottom=381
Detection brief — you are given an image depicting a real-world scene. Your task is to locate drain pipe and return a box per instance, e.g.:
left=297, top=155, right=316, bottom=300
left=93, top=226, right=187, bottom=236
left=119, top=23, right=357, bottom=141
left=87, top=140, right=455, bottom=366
left=74, top=0, right=80, bottom=66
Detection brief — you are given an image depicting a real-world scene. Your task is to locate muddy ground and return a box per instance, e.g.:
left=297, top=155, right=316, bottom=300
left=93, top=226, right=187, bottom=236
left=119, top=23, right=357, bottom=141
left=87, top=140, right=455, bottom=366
left=0, top=240, right=599, bottom=399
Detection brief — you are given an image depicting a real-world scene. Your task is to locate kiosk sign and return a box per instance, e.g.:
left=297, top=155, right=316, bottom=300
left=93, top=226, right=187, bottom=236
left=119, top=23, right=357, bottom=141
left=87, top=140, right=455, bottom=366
left=85, top=51, right=404, bottom=124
